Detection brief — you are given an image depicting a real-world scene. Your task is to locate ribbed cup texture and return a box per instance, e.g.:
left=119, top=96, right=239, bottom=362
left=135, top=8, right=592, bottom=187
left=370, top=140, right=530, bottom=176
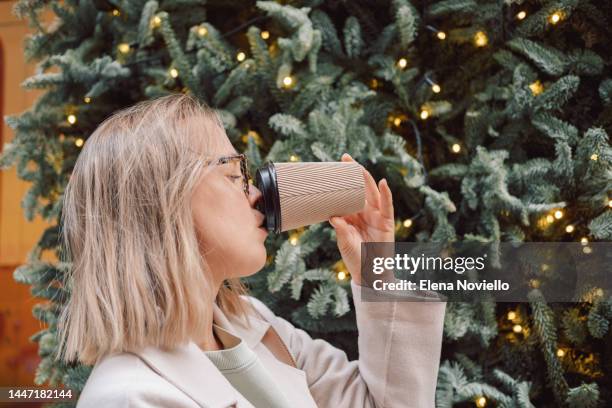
left=274, top=162, right=365, bottom=232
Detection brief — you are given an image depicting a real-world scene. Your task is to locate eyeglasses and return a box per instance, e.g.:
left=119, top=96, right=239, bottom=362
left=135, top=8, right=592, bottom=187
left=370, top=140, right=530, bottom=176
left=210, top=153, right=250, bottom=198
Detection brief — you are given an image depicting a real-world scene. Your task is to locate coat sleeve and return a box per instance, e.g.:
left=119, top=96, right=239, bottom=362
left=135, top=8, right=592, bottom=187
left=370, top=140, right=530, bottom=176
left=248, top=280, right=447, bottom=408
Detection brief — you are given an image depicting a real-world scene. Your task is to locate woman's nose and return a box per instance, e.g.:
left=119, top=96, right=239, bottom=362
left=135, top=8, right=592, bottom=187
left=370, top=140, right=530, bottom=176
left=248, top=183, right=263, bottom=207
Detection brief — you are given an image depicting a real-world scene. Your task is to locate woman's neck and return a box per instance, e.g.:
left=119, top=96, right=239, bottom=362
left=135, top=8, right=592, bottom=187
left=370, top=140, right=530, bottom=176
left=197, top=327, right=225, bottom=352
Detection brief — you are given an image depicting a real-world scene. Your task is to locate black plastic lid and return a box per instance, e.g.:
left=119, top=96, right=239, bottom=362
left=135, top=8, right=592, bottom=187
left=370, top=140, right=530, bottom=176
left=254, top=161, right=281, bottom=233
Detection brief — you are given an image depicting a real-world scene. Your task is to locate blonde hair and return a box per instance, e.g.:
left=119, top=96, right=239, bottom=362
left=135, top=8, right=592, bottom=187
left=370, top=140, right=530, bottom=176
left=57, top=93, right=254, bottom=365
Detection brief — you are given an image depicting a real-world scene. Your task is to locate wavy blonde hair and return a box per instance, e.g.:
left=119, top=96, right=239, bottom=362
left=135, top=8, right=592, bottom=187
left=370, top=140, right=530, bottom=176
left=56, top=93, right=254, bottom=365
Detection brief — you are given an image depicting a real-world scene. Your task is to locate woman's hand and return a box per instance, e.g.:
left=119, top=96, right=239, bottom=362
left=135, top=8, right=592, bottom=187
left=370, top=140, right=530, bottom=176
left=329, top=153, right=395, bottom=286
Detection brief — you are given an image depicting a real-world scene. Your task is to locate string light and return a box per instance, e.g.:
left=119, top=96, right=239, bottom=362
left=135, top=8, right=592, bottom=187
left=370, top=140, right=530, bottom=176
left=112, top=9, right=120, bottom=16
left=236, top=51, right=246, bottom=62
left=242, top=130, right=262, bottom=145
left=419, top=106, right=430, bottom=120
left=554, top=210, right=564, bottom=219
left=83, top=97, right=91, bottom=104
left=75, top=138, right=84, bottom=147
left=583, top=246, right=592, bottom=254
left=151, top=15, right=161, bottom=28
left=393, top=117, right=402, bottom=126
left=590, top=153, right=598, bottom=161
left=541, top=263, right=549, bottom=272
left=565, top=225, right=575, bottom=233
left=403, top=219, right=413, bottom=228
left=67, top=114, right=77, bottom=125
left=608, top=199, right=612, bottom=208
left=169, top=68, right=179, bottom=78
left=289, top=232, right=299, bottom=245
left=546, top=214, right=555, bottom=223
left=475, top=396, right=487, bottom=407
left=282, top=76, right=294, bottom=88
left=118, top=43, right=130, bottom=54
left=432, top=83, right=441, bottom=93
left=530, top=279, right=541, bottom=289
left=556, top=348, right=566, bottom=357
left=474, top=31, right=488, bottom=47
left=261, top=30, right=270, bottom=40
left=369, top=78, right=379, bottom=89
left=580, top=237, right=589, bottom=245
left=289, top=154, right=300, bottom=162
left=337, top=270, right=347, bottom=280
left=451, top=143, right=461, bottom=153
left=529, top=80, right=544, bottom=95
left=513, top=324, right=523, bottom=333
left=549, top=11, right=562, bottom=24
left=507, top=311, right=516, bottom=320
left=397, top=58, right=408, bottom=69
left=197, top=26, right=208, bottom=37
left=437, top=31, right=446, bottom=40
left=517, top=11, right=527, bottom=20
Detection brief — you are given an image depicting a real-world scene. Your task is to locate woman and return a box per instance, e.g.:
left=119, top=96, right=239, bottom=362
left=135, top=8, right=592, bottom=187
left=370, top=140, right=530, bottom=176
left=57, top=93, right=446, bottom=407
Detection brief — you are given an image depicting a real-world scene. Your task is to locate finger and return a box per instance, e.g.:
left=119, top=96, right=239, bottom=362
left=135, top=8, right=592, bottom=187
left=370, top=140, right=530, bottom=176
left=378, top=178, right=394, bottom=220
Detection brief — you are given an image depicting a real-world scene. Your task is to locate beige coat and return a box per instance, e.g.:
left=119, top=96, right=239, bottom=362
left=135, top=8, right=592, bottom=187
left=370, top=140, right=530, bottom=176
left=77, top=280, right=446, bottom=407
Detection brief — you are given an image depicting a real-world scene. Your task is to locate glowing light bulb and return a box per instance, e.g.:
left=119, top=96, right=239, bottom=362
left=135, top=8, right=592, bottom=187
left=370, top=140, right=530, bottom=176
left=393, top=117, right=402, bottom=126
left=432, top=83, right=441, bottom=93
left=282, top=76, right=293, bottom=87
left=75, top=138, right=84, bottom=147
left=83, top=97, right=91, bottom=104
left=67, top=114, right=77, bottom=125
left=556, top=348, right=565, bottom=357
left=261, top=31, right=270, bottom=40
left=289, top=154, right=299, bottom=162
left=546, top=214, right=555, bottom=223
left=198, top=26, right=208, bottom=36
left=337, top=271, right=347, bottom=280
left=236, top=51, right=246, bottom=61
left=451, top=143, right=461, bottom=153
left=397, top=58, right=408, bottom=69
left=590, top=153, right=598, bottom=161
left=608, top=199, right=612, bottom=208
left=513, top=324, right=523, bottom=333
left=517, top=11, right=527, bottom=20
left=151, top=15, right=161, bottom=28
left=118, top=43, right=130, bottom=54
left=507, top=311, right=516, bottom=320
left=474, top=31, right=488, bottom=47
left=554, top=210, right=563, bottom=219
left=437, top=31, right=446, bottom=40
left=550, top=12, right=561, bottom=24
left=112, top=9, right=120, bottom=16
left=565, top=225, right=574, bottom=233
left=420, top=109, right=430, bottom=120
left=476, top=396, right=487, bottom=407
left=529, top=80, right=544, bottom=95
left=580, top=237, right=589, bottom=245
left=403, top=219, right=413, bottom=228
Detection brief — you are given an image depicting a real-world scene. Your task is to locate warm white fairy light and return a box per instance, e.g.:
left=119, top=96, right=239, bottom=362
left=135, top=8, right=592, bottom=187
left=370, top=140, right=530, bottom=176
left=580, top=237, right=589, bottom=245
left=476, top=396, right=487, bottom=407
left=608, top=199, right=612, bottom=208
left=507, top=311, right=516, bottom=320
left=112, top=9, right=120, bottom=16
left=337, top=270, right=347, bottom=280
left=67, top=114, right=77, bottom=125
left=282, top=76, right=294, bottom=88
left=529, top=80, right=544, bottom=95
left=546, top=214, right=555, bottom=223
left=169, top=68, right=179, bottom=78
left=517, top=11, right=527, bottom=20
left=236, top=51, right=246, bottom=62
left=83, top=96, right=91, bottom=104
left=549, top=11, right=562, bottom=24
left=556, top=348, right=565, bottom=357
left=118, top=43, right=130, bottom=54
left=75, top=138, right=84, bottom=147
left=590, top=153, right=598, bottom=161
left=437, top=31, right=446, bottom=40
left=513, top=324, right=523, bottom=333
left=289, top=154, right=299, bottom=162
left=420, top=107, right=430, bottom=120
left=198, top=26, right=208, bottom=36
left=432, top=83, right=441, bottom=93
left=474, top=31, right=488, bottom=47
left=403, top=219, right=413, bottom=228
left=554, top=210, right=564, bottom=219
left=151, top=15, right=161, bottom=28
left=451, top=143, right=461, bottom=153
left=565, top=225, right=574, bottom=233
left=261, top=31, right=270, bottom=39
left=397, top=58, right=408, bottom=69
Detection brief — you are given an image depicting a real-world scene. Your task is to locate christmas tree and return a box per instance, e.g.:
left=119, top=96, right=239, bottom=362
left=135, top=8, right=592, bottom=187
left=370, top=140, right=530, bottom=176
left=1, top=0, right=611, bottom=406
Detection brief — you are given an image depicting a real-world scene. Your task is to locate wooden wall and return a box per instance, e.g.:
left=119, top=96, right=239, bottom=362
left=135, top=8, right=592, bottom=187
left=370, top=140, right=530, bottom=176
left=0, top=1, right=56, bottom=390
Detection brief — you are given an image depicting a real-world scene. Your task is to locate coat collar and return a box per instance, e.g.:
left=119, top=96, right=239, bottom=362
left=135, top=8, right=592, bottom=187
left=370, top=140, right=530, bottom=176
left=132, top=297, right=271, bottom=408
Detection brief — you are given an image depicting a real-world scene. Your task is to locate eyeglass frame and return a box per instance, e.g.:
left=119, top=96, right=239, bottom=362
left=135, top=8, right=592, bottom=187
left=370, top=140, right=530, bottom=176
left=206, top=153, right=251, bottom=198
